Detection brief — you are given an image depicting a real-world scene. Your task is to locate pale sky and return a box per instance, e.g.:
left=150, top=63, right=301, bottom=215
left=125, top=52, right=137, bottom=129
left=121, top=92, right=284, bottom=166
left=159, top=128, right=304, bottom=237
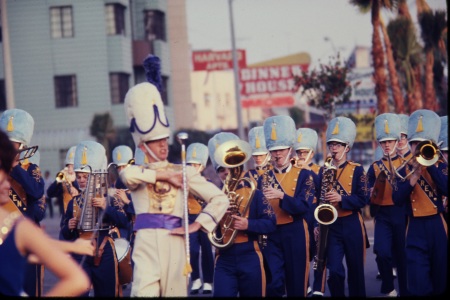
left=186, top=0, right=447, bottom=68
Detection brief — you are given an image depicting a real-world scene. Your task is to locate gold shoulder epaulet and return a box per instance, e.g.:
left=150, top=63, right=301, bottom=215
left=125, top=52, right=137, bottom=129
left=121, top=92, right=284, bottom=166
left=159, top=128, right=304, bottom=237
left=348, top=161, right=361, bottom=167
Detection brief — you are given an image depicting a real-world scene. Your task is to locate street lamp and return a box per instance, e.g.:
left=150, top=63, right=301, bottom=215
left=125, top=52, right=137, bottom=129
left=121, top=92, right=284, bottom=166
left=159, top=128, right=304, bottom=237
left=228, top=0, right=245, bottom=140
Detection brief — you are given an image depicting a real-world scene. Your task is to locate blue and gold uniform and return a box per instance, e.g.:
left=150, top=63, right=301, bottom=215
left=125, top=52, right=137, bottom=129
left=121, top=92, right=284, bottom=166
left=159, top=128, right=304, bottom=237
left=367, top=113, right=408, bottom=296
left=261, top=116, right=315, bottom=297
left=208, top=133, right=276, bottom=297
left=185, top=143, right=215, bottom=295
left=0, top=108, right=46, bottom=297
left=320, top=117, right=368, bottom=297
left=392, top=110, right=448, bottom=296
left=60, top=141, right=129, bottom=297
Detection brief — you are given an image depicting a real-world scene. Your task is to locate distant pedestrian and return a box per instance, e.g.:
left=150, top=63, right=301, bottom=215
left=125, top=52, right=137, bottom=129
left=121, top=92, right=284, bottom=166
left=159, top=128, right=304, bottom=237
left=43, top=170, right=53, bottom=218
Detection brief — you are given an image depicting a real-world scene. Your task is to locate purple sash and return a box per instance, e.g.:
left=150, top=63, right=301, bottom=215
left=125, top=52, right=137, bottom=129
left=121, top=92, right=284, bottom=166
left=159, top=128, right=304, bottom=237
left=134, top=213, right=182, bottom=231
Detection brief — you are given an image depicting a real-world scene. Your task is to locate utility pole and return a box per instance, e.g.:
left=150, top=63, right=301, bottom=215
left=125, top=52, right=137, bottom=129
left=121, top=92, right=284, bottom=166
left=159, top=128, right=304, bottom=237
left=228, top=0, right=245, bottom=140
left=1, top=0, right=15, bottom=109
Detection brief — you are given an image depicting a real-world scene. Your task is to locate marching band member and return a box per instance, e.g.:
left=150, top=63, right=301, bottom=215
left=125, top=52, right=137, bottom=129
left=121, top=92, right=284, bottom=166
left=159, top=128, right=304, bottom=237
left=60, top=140, right=130, bottom=297
left=207, top=132, right=276, bottom=297
left=320, top=116, right=368, bottom=297
left=110, top=145, right=135, bottom=242
left=47, top=146, right=79, bottom=218
left=293, top=127, right=322, bottom=296
left=0, top=108, right=46, bottom=297
left=392, top=109, right=447, bottom=296
left=185, top=142, right=214, bottom=295
left=397, top=114, right=412, bottom=159
left=261, top=115, right=315, bottom=297
left=119, top=55, right=229, bottom=297
left=245, top=126, right=272, bottom=187
left=367, top=113, right=408, bottom=297
left=0, top=129, right=92, bottom=297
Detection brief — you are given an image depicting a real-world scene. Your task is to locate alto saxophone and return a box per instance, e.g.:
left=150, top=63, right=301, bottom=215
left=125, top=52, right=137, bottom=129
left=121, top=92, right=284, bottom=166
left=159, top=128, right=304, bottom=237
left=312, top=157, right=338, bottom=272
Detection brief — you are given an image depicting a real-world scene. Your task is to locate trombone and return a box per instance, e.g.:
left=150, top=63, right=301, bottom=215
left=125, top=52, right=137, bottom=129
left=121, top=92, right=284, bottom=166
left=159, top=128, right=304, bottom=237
left=392, top=140, right=443, bottom=181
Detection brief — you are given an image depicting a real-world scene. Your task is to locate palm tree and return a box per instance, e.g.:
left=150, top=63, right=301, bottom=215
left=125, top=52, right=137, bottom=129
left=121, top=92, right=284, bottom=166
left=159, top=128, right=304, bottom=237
left=417, top=9, right=447, bottom=111
left=380, top=16, right=405, bottom=113
left=349, top=0, right=397, bottom=114
left=387, top=16, right=424, bottom=113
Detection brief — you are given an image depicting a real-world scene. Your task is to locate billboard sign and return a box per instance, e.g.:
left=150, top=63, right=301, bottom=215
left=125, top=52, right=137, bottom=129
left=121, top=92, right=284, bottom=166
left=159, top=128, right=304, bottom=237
left=192, top=49, right=247, bottom=71
left=238, top=63, right=308, bottom=108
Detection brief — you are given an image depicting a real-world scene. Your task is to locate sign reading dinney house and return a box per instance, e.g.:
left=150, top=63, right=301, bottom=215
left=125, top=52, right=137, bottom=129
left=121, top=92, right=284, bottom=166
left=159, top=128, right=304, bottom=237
left=192, top=50, right=247, bottom=71
left=239, top=64, right=308, bottom=108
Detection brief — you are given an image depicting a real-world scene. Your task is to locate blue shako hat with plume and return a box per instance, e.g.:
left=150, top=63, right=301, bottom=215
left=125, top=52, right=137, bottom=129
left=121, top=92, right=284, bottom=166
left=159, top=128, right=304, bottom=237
left=73, top=141, right=107, bottom=173
left=326, top=116, right=357, bottom=148
left=407, top=109, right=441, bottom=143
left=134, top=147, right=148, bottom=165
left=112, top=145, right=134, bottom=166
left=65, top=146, right=77, bottom=165
left=187, top=143, right=209, bottom=168
left=263, top=115, right=296, bottom=151
left=0, top=108, right=34, bottom=146
left=374, top=113, right=401, bottom=142
left=125, top=55, right=170, bottom=147
left=248, top=126, right=268, bottom=155
left=294, top=128, right=318, bottom=152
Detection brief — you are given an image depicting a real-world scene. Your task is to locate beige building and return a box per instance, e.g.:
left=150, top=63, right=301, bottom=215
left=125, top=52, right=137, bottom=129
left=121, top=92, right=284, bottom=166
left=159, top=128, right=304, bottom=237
left=189, top=52, right=311, bottom=133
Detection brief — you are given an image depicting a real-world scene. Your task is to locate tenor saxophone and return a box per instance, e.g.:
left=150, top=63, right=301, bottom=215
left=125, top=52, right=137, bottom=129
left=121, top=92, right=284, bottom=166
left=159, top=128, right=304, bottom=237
left=312, top=157, right=338, bottom=272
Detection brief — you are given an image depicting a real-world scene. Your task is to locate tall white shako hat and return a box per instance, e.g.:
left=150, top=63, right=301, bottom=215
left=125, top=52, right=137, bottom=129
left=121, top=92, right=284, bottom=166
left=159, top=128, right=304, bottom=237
left=248, top=126, right=269, bottom=155
left=134, top=147, right=148, bottom=165
left=294, top=128, right=318, bottom=152
left=187, top=143, right=209, bottom=168
left=124, top=55, right=170, bottom=147
left=0, top=108, right=34, bottom=146
left=112, top=145, right=134, bottom=167
left=438, top=115, right=448, bottom=151
left=408, top=109, right=441, bottom=143
left=263, top=115, right=296, bottom=151
left=326, top=116, right=356, bottom=148
left=208, top=132, right=241, bottom=171
left=397, top=114, right=409, bottom=136
left=73, top=141, right=107, bottom=173
left=65, top=146, right=77, bottom=165
left=374, top=113, right=401, bottom=142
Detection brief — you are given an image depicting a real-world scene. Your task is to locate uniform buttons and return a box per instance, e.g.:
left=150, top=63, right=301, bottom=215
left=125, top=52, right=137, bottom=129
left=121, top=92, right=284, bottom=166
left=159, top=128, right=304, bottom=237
left=413, top=208, right=417, bottom=211
left=348, top=183, right=351, bottom=185
left=292, top=188, right=295, bottom=191
left=350, top=175, right=353, bottom=178
left=434, top=206, right=437, bottom=209
left=412, top=199, right=415, bottom=202
left=294, top=179, right=297, bottom=182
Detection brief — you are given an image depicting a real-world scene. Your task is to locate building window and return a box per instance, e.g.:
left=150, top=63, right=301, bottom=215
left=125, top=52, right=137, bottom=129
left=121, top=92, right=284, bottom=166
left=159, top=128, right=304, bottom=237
left=110, top=73, right=130, bottom=104
left=54, top=75, right=77, bottom=108
left=105, top=3, right=126, bottom=36
left=0, top=80, right=5, bottom=111
left=144, top=10, right=166, bottom=41
left=50, top=6, right=74, bottom=38
left=161, top=76, right=168, bottom=105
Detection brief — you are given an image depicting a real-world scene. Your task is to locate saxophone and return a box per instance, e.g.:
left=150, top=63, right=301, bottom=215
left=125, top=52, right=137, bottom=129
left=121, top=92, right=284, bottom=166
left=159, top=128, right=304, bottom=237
left=312, top=157, right=338, bottom=272
left=208, top=139, right=256, bottom=250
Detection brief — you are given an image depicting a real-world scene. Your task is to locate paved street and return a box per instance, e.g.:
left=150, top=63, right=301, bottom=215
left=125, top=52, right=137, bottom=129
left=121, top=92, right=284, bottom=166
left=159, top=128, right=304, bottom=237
left=40, top=211, right=395, bottom=297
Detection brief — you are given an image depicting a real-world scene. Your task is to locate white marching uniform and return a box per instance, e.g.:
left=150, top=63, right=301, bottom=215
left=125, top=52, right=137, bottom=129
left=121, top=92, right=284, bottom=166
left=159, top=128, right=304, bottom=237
left=120, top=161, right=228, bottom=297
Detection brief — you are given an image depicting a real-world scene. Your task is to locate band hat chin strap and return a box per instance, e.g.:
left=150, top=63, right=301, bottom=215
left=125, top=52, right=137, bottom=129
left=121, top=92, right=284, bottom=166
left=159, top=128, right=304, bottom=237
left=142, top=142, right=161, bottom=162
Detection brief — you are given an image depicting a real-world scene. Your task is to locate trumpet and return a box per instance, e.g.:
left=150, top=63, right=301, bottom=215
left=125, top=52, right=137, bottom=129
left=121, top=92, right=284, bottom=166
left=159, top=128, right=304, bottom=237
left=18, top=145, right=39, bottom=161
left=393, top=140, right=442, bottom=181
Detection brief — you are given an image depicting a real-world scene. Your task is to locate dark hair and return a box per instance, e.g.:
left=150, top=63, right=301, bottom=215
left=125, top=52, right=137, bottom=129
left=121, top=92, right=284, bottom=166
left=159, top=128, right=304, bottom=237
left=0, top=129, right=17, bottom=173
